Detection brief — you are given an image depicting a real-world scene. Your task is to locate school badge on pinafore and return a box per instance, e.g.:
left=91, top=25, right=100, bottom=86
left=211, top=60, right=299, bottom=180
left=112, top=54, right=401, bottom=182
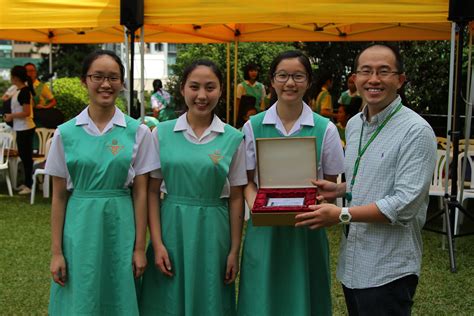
left=208, top=149, right=223, bottom=165
left=107, top=139, right=124, bottom=156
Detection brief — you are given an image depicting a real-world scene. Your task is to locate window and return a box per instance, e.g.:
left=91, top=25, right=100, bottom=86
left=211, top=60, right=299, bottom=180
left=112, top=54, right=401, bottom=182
left=168, top=43, right=177, bottom=53
left=155, top=43, right=163, bottom=52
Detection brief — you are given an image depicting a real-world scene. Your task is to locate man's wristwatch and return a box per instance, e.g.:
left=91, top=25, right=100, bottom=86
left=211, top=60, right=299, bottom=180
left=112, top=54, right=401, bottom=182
left=339, top=207, right=352, bottom=224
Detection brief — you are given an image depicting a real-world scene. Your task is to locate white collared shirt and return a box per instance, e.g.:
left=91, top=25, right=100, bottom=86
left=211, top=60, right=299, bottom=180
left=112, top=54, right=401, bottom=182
left=243, top=102, right=345, bottom=177
left=45, top=106, right=159, bottom=190
left=150, top=113, right=248, bottom=197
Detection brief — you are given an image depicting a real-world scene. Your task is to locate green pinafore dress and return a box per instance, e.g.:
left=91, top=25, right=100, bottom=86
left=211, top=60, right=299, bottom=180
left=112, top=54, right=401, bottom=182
left=139, top=119, right=243, bottom=316
left=49, top=116, right=140, bottom=316
left=237, top=111, right=332, bottom=316
left=242, top=81, right=264, bottom=111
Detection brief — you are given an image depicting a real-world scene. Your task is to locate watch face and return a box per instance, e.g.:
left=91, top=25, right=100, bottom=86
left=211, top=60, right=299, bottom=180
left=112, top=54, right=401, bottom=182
left=340, top=214, right=350, bottom=221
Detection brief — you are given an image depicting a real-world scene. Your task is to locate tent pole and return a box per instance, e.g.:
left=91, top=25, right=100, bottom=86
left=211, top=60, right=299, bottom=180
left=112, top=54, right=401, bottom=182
left=437, top=22, right=457, bottom=273
left=457, top=29, right=473, bottom=211
left=49, top=41, right=53, bottom=92
left=444, top=23, right=456, bottom=196
left=140, top=27, right=145, bottom=121
left=226, top=43, right=231, bottom=123
left=124, top=27, right=131, bottom=115
left=233, top=40, right=238, bottom=126
left=130, top=29, right=137, bottom=118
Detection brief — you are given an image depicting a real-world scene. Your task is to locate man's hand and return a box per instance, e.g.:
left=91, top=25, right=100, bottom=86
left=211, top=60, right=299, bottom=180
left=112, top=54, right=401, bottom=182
left=295, top=203, right=341, bottom=229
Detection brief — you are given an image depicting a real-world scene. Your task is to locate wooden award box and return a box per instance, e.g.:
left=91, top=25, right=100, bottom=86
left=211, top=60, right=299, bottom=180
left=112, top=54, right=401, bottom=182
left=251, top=137, right=318, bottom=226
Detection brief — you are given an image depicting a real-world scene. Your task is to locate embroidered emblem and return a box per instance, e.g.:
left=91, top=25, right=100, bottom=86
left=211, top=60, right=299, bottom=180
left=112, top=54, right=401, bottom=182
left=107, top=139, right=124, bottom=156
left=208, top=150, right=223, bottom=165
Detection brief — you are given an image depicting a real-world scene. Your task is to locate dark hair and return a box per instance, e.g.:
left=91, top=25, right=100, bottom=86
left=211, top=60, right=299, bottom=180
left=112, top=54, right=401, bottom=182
left=152, top=79, right=163, bottom=92
left=24, top=62, right=36, bottom=69
left=354, top=44, right=404, bottom=73
left=346, top=97, right=362, bottom=117
left=269, top=50, right=313, bottom=85
left=243, top=63, right=260, bottom=80
left=180, top=59, right=223, bottom=90
left=11, top=65, right=35, bottom=96
left=81, top=50, right=125, bottom=82
left=311, top=69, right=333, bottom=100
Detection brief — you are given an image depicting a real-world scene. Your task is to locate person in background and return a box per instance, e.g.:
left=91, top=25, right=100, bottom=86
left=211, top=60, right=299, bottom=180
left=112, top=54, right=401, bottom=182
left=238, top=50, right=344, bottom=316
left=338, top=75, right=362, bottom=109
left=2, top=84, right=17, bottom=127
left=46, top=50, right=157, bottom=315
left=24, top=63, right=56, bottom=110
left=236, top=63, right=266, bottom=113
left=150, top=79, right=172, bottom=120
left=296, top=44, right=437, bottom=315
left=3, top=66, right=36, bottom=195
left=336, top=97, right=362, bottom=145
left=311, top=71, right=334, bottom=119
left=140, top=59, right=246, bottom=316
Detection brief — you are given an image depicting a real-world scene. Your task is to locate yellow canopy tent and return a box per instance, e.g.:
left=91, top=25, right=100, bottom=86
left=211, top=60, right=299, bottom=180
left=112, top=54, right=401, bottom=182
left=0, top=0, right=462, bottom=123
left=0, top=0, right=452, bottom=43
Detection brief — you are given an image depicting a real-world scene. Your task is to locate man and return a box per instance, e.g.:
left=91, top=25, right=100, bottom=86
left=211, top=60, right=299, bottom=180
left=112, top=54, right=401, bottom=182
left=296, top=44, right=437, bottom=315
left=24, top=63, right=56, bottom=109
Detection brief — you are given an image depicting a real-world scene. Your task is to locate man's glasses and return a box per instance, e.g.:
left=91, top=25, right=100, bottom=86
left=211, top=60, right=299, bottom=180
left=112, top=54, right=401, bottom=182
left=87, top=74, right=121, bottom=83
left=273, top=72, right=308, bottom=83
left=356, top=69, right=400, bottom=78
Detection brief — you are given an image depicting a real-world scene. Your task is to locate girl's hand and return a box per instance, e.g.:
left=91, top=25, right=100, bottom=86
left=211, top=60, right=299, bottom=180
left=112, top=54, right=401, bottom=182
left=3, top=114, right=12, bottom=122
left=154, top=243, right=173, bottom=277
left=50, top=254, right=67, bottom=286
left=224, top=251, right=239, bottom=284
left=132, top=249, right=147, bottom=278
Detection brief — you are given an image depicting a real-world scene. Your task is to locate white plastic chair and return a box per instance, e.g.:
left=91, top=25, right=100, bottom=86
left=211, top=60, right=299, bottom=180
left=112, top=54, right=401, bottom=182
left=0, top=132, right=14, bottom=196
left=31, top=138, right=53, bottom=204
left=0, top=122, right=12, bottom=133
left=454, top=151, right=474, bottom=234
left=34, top=127, right=55, bottom=156
left=429, top=149, right=450, bottom=209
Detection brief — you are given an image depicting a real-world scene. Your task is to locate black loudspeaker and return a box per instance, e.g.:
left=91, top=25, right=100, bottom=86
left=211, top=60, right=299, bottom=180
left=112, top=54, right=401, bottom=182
left=120, top=0, right=144, bottom=29
left=448, top=0, right=474, bottom=22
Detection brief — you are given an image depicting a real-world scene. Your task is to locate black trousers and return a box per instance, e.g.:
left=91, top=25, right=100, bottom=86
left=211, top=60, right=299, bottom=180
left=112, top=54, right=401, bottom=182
left=16, top=127, right=35, bottom=188
left=342, top=274, right=419, bottom=316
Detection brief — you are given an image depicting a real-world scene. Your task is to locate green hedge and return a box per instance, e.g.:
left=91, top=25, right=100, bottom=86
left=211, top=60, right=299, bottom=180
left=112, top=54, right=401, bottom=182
left=52, top=78, right=126, bottom=121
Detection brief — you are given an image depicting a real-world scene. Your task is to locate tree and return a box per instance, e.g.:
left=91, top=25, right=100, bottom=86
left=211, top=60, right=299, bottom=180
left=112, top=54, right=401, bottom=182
left=167, top=42, right=296, bottom=121
left=300, top=41, right=367, bottom=104
left=37, top=44, right=100, bottom=80
left=301, top=40, right=460, bottom=117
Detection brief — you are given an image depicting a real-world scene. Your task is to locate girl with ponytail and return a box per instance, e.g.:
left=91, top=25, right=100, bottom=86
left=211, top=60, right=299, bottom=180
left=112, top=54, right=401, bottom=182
left=4, top=65, right=36, bottom=194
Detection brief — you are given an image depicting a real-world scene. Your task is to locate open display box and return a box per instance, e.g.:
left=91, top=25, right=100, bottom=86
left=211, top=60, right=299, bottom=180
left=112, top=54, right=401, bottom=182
left=251, top=137, right=318, bottom=226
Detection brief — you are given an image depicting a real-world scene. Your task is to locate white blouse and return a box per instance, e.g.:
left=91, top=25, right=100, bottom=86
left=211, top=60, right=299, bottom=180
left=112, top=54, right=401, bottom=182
left=242, top=102, right=345, bottom=178
left=150, top=113, right=248, bottom=197
left=45, top=106, right=159, bottom=190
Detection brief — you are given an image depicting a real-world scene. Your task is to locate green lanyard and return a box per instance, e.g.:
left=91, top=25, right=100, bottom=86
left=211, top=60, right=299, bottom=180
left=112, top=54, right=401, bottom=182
left=346, top=102, right=403, bottom=202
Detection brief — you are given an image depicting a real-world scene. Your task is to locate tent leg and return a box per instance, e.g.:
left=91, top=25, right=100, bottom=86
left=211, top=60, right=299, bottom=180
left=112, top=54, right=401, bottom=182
left=226, top=43, right=231, bottom=123
left=124, top=27, right=131, bottom=115
left=140, top=27, right=145, bottom=120
left=233, top=41, right=238, bottom=126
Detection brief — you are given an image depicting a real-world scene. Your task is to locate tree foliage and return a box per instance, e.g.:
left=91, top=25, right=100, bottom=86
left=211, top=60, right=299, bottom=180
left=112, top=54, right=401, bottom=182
left=36, top=44, right=100, bottom=80
left=167, top=42, right=295, bottom=120
left=301, top=40, right=468, bottom=117
left=299, top=41, right=367, bottom=103
left=52, top=77, right=126, bottom=121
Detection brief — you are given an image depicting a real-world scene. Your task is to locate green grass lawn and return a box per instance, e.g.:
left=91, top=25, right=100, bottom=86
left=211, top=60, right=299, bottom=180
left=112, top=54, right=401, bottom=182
left=1, top=191, right=473, bottom=315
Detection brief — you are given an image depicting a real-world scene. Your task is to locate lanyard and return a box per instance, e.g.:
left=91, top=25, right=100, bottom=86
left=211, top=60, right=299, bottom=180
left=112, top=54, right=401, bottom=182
left=346, top=102, right=403, bottom=202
